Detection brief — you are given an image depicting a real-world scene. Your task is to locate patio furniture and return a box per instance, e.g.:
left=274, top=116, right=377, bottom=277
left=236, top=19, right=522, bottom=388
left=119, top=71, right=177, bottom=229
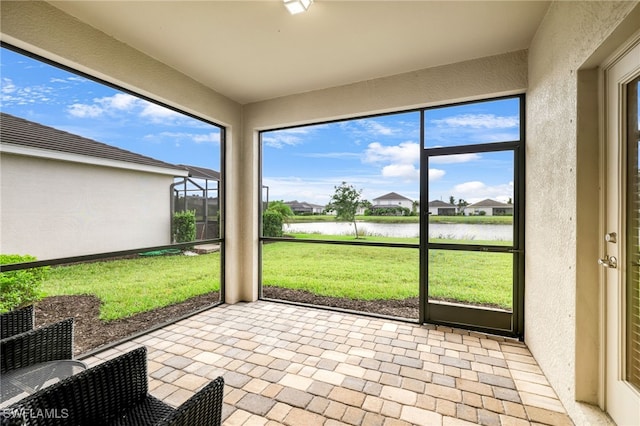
left=0, top=305, right=34, bottom=339
left=0, top=359, right=86, bottom=408
left=1, top=318, right=74, bottom=374
left=1, top=318, right=77, bottom=406
left=1, top=346, right=225, bottom=425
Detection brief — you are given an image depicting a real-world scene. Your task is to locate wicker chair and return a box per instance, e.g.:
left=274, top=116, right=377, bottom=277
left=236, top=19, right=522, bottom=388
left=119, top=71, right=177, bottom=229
left=0, top=317, right=74, bottom=374
left=0, top=305, right=35, bottom=339
left=1, top=346, right=225, bottom=426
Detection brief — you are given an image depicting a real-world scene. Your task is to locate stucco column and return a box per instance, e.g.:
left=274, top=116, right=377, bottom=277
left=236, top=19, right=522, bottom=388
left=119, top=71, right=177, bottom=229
left=224, top=124, right=260, bottom=303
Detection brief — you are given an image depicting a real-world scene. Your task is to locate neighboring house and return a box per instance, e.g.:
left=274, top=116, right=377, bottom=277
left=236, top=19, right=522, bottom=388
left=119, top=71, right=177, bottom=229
left=427, top=200, right=457, bottom=216
left=174, top=165, right=221, bottom=239
left=467, top=199, right=514, bottom=216
left=284, top=200, right=325, bottom=215
left=0, top=112, right=189, bottom=260
left=372, top=192, right=414, bottom=211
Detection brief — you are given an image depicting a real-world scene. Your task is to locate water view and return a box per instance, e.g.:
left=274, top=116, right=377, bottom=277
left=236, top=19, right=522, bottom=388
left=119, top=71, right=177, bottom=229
left=283, top=222, right=512, bottom=241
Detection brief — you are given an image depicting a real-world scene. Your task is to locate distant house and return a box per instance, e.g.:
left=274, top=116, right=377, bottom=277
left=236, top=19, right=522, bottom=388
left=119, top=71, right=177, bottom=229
left=467, top=199, right=514, bottom=216
left=174, top=165, right=221, bottom=239
left=285, top=200, right=325, bottom=215
left=428, top=200, right=457, bottom=216
left=372, top=192, right=414, bottom=210
left=0, top=112, right=189, bottom=260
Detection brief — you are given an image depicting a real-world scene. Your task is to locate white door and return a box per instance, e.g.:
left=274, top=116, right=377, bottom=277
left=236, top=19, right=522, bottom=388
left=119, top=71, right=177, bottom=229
left=604, top=39, right=640, bottom=425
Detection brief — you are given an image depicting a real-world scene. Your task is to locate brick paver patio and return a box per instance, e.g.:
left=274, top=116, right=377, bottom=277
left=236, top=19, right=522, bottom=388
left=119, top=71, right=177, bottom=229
left=82, top=301, right=573, bottom=425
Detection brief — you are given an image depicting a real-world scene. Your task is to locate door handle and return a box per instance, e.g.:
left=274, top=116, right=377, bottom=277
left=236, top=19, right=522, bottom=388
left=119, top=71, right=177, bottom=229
left=598, top=255, right=618, bottom=268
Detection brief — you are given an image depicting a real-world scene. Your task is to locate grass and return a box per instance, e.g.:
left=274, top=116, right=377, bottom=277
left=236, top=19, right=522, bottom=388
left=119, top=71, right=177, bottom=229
left=262, top=242, right=420, bottom=300
left=40, top=233, right=512, bottom=321
left=263, top=238, right=512, bottom=309
left=42, top=253, right=221, bottom=321
left=288, top=214, right=513, bottom=224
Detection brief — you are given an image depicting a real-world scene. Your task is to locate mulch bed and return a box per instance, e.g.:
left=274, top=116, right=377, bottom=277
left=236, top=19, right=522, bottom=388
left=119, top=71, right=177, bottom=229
left=33, top=288, right=419, bottom=355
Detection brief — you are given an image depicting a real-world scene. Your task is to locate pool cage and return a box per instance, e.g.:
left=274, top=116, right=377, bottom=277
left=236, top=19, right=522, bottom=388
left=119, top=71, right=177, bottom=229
left=171, top=165, right=220, bottom=241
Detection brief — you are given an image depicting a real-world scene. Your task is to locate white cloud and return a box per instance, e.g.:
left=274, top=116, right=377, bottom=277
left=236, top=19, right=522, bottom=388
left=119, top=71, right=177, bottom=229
left=68, top=93, right=139, bottom=118
left=103, top=93, right=139, bottom=111
left=49, top=76, right=86, bottom=85
left=363, top=141, right=419, bottom=165
left=1, top=78, right=56, bottom=106
left=68, top=103, right=104, bottom=118
left=262, top=176, right=339, bottom=205
left=300, top=152, right=361, bottom=159
left=140, top=102, right=182, bottom=122
left=66, top=93, right=187, bottom=125
left=193, top=132, right=220, bottom=144
left=429, top=153, right=481, bottom=164
left=432, top=114, right=518, bottom=129
left=453, top=180, right=513, bottom=203
left=2, top=78, right=17, bottom=94
left=363, top=141, right=422, bottom=182
left=340, top=118, right=406, bottom=139
left=263, top=128, right=310, bottom=149
left=382, top=164, right=419, bottom=180
left=429, top=169, right=446, bottom=180
left=363, top=120, right=395, bottom=136
left=144, top=130, right=220, bottom=145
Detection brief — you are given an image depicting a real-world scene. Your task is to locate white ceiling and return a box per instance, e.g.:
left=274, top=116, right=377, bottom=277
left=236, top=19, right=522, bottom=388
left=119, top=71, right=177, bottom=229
left=48, top=1, right=550, bottom=105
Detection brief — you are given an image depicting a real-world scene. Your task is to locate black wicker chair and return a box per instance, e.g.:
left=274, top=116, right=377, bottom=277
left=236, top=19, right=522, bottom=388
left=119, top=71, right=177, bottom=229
left=1, top=347, right=225, bottom=426
left=0, top=305, right=35, bottom=339
left=0, top=317, right=74, bottom=374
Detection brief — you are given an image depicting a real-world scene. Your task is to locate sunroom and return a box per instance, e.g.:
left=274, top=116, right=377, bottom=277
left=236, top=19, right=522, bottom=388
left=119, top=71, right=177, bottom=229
left=1, top=1, right=639, bottom=424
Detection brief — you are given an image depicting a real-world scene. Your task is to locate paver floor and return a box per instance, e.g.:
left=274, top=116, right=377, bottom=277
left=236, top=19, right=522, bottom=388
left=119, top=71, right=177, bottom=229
left=83, top=301, right=574, bottom=425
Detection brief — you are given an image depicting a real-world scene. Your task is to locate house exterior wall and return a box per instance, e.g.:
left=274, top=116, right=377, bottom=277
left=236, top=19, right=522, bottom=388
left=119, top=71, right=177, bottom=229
left=429, top=207, right=454, bottom=216
left=471, top=207, right=493, bottom=216
left=526, top=1, right=639, bottom=423
left=1, top=153, right=175, bottom=260
left=373, top=198, right=413, bottom=210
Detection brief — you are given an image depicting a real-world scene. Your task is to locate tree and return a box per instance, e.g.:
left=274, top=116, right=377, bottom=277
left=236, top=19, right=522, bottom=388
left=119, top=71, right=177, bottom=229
left=449, top=195, right=456, bottom=205
left=262, top=200, right=293, bottom=237
left=325, top=182, right=363, bottom=238
left=267, top=200, right=293, bottom=222
left=456, top=198, right=469, bottom=215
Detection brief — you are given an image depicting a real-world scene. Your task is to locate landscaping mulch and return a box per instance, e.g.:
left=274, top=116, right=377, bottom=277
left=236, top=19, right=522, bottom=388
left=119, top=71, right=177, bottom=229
left=33, top=288, right=419, bottom=355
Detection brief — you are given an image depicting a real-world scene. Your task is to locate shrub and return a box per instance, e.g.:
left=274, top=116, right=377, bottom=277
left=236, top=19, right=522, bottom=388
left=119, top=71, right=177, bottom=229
left=366, top=206, right=410, bottom=216
left=0, top=254, right=49, bottom=313
left=263, top=210, right=284, bottom=237
left=173, top=210, right=196, bottom=243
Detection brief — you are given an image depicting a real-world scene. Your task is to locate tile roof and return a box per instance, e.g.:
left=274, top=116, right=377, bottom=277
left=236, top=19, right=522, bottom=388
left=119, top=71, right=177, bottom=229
left=178, top=164, right=220, bottom=180
left=467, top=198, right=512, bottom=208
left=373, top=192, right=413, bottom=201
left=428, top=200, right=455, bottom=207
left=0, top=112, right=186, bottom=172
left=285, top=200, right=324, bottom=210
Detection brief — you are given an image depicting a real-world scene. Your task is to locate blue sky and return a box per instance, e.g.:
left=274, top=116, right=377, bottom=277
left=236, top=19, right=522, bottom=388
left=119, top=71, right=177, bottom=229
left=2, top=47, right=520, bottom=207
left=263, top=98, right=519, bottom=205
left=1, top=48, right=221, bottom=170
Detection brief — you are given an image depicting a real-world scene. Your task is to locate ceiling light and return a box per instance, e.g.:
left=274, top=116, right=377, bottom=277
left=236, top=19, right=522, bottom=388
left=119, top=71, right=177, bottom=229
left=284, top=0, right=312, bottom=15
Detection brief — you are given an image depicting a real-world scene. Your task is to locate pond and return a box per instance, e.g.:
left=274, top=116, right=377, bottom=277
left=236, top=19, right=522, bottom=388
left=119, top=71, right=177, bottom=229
left=283, top=222, right=512, bottom=241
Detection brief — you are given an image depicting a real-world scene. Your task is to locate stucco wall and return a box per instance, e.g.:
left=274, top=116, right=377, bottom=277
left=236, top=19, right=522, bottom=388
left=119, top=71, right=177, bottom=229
left=1, top=154, right=176, bottom=260
left=526, top=1, right=639, bottom=421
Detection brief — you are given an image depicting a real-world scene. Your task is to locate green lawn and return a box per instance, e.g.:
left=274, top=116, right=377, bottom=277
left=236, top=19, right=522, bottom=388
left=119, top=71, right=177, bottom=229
left=40, top=233, right=512, bottom=321
left=288, top=214, right=512, bottom=225
left=42, top=254, right=221, bottom=321
left=263, top=239, right=512, bottom=309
